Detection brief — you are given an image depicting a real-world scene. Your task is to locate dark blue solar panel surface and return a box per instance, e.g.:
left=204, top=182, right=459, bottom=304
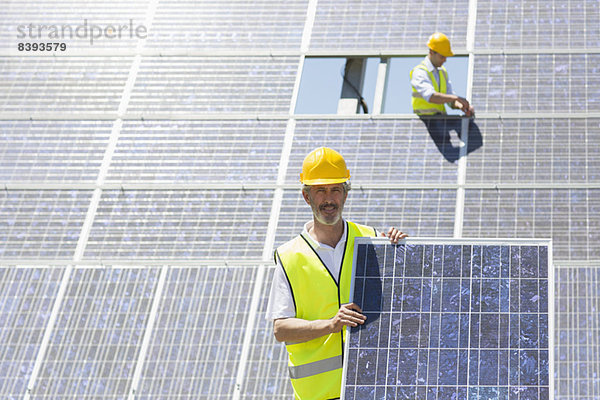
left=343, top=239, right=552, bottom=400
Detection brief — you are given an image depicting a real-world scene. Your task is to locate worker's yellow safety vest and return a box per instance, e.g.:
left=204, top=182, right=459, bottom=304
left=275, top=221, right=377, bottom=400
left=410, top=62, right=449, bottom=115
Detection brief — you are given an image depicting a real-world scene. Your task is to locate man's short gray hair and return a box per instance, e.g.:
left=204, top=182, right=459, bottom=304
left=302, top=181, right=351, bottom=196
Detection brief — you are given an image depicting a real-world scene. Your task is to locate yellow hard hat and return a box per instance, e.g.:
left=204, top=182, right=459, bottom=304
left=427, top=32, right=454, bottom=57
left=300, top=147, right=350, bottom=185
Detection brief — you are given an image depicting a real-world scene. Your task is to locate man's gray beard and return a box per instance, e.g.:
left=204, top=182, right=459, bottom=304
left=312, top=203, right=343, bottom=226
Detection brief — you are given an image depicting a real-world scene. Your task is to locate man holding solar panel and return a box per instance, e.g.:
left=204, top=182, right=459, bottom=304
left=266, top=147, right=407, bottom=399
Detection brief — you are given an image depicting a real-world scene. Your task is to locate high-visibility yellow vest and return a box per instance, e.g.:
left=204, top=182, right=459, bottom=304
left=275, top=221, right=376, bottom=400
left=410, top=61, right=449, bottom=115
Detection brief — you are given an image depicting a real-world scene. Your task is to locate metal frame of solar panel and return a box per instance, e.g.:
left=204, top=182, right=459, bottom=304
left=342, top=237, right=554, bottom=400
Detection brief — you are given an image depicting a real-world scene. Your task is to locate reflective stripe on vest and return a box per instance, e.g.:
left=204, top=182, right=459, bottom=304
left=410, top=62, right=448, bottom=115
left=275, top=220, right=376, bottom=400
left=288, top=355, right=342, bottom=379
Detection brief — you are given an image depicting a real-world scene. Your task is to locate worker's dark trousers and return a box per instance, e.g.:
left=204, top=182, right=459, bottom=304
left=418, top=115, right=483, bottom=163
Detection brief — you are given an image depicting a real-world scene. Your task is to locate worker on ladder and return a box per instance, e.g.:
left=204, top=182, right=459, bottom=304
left=410, top=32, right=474, bottom=117
left=266, top=147, right=407, bottom=399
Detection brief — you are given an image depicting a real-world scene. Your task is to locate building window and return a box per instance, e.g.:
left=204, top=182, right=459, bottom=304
left=295, top=56, right=469, bottom=115
left=295, top=57, right=379, bottom=114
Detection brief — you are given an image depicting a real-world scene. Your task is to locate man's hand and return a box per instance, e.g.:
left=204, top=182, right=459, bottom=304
left=381, top=227, right=408, bottom=244
left=329, top=303, right=366, bottom=333
left=273, top=303, right=367, bottom=342
left=454, top=97, right=475, bottom=117
left=465, top=106, right=475, bottom=117
left=429, top=93, right=475, bottom=117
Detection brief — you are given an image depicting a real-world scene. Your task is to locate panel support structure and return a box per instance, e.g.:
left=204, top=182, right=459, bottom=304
left=338, top=58, right=367, bottom=114
left=128, top=264, right=169, bottom=399
left=454, top=0, right=478, bottom=238
left=372, top=58, right=390, bottom=115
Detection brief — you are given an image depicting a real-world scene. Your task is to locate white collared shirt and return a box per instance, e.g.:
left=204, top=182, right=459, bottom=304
left=265, top=220, right=351, bottom=321
left=410, top=56, right=455, bottom=102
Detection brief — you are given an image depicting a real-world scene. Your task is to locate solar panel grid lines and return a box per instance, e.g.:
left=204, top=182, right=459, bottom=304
left=0, top=190, right=92, bottom=260
left=232, top=264, right=273, bottom=400
left=554, top=265, right=600, bottom=399
left=105, top=119, right=287, bottom=184
left=342, top=238, right=553, bottom=400
left=274, top=189, right=457, bottom=250
left=0, top=58, right=134, bottom=113
left=465, top=118, right=600, bottom=185
left=135, top=265, right=256, bottom=399
left=0, top=267, right=63, bottom=398
left=27, top=267, right=159, bottom=398
left=197, top=267, right=237, bottom=396
left=580, top=266, right=600, bottom=400
left=125, top=263, right=167, bottom=400
left=474, top=0, right=600, bottom=50
left=127, top=57, right=298, bottom=114
left=259, top=117, right=297, bottom=261
left=240, top=266, right=294, bottom=398
left=471, top=54, right=600, bottom=114
left=310, top=0, right=469, bottom=51
left=567, top=267, right=584, bottom=398
left=137, top=268, right=197, bottom=397
left=347, top=189, right=457, bottom=237
left=288, top=119, right=459, bottom=185
left=0, top=121, right=113, bottom=183
left=146, top=0, right=308, bottom=51
left=83, top=189, right=273, bottom=260
left=463, top=188, right=600, bottom=262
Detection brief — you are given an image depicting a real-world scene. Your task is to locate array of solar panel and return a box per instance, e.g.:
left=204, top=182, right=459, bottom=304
left=137, top=266, right=256, bottom=399
left=310, top=0, right=468, bottom=51
left=83, top=189, right=273, bottom=260
left=241, top=266, right=294, bottom=398
left=0, top=267, right=63, bottom=397
left=475, top=0, right=600, bottom=50
left=0, top=121, right=112, bottom=183
left=127, top=57, right=297, bottom=114
left=472, top=54, right=600, bottom=114
left=146, top=0, right=307, bottom=51
left=463, top=189, right=600, bottom=261
left=288, top=119, right=461, bottom=185
left=2, top=1, right=150, bottom=52
left=554, top=265, right=600, bottom=399
left=32, top=267, right=159, bottom=398
left=275, top=189, right=456, bottom=249
left=0, top=190, right=91, bottom=259
left=106, top=120, right=286, bottom=183
left=465, top=119, right=600, bottom=184
left=344, top=239, right=552, bottom=399
left=1, top=0, right=600, bottom=399
left=0, top=58, right=132, bottom=113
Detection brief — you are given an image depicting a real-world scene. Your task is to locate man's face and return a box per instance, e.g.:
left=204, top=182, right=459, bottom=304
left=303, top=183, right=347, bottom=226
left=429, top=50, right=447, bottom=68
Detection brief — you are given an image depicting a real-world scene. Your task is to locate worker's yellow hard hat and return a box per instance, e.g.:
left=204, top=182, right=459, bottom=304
left=427, top=32, right=454, bottom=57
left=300, top=147, right=350, bottom=185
